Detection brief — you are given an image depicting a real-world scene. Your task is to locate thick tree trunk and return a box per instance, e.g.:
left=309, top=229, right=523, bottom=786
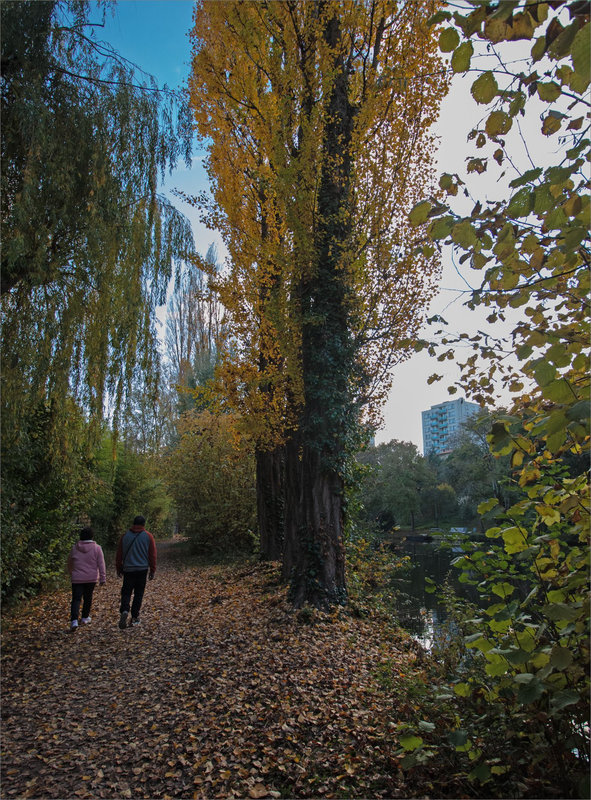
left=282, top=436, right=346, bottom=609
left=282, top=11, right=354, bottom=609
left=257, top=446, right=285, bottom=561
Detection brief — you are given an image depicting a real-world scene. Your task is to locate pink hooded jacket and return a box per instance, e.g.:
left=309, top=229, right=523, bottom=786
left=68, top=540, right=107, bottom=584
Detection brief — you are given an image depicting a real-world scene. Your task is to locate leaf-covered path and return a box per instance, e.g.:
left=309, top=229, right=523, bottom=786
left=2, top=542, right=422, bottom=799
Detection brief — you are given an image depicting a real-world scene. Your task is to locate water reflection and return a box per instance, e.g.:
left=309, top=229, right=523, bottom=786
left=388, top=537, right=460, bottom=649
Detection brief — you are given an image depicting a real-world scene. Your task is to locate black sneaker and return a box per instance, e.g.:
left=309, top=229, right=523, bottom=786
left=119, top=611, right=128, bottom=630
left=131, top=618, right=140, bottom=627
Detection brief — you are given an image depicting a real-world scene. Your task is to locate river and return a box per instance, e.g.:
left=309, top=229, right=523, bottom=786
left=388, top=536, right=464, bottom=649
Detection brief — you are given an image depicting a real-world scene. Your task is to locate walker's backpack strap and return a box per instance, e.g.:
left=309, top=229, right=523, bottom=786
left=122, top=532, right=141, bottom=568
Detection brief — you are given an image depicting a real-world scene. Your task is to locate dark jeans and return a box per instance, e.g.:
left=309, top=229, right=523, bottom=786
left=120, top=570, right=148, bottom=619
left=71, top=582, right=96, bottom=621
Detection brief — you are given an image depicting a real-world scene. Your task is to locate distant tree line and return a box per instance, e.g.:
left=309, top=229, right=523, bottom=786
left=357, top=412, right=516, bottom=535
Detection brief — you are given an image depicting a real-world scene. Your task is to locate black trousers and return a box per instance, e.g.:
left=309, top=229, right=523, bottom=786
left=71, top=582, right=96, bottom=621
left=120, top=570, right=148, bottom=619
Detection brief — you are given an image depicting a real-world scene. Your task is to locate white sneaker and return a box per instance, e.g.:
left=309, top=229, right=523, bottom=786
left=70, top=620, right=78, bottom=631
left=81, top=617, right=91, bottom=624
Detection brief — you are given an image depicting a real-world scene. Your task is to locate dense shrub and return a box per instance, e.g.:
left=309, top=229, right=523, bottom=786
left=89, top=435, right=175, bottom=546
left=1, top=401, right=94, bottom=602
left=164, top=411, right=257, bottom=557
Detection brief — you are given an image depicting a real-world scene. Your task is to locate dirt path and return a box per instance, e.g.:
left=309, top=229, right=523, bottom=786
left=1, top=542, right=420, bottom=799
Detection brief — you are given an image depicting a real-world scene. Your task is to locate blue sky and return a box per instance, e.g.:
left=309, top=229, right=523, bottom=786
left=95, top=1, right=224, bottom=258
left=97, top=1, right=195, bottom=90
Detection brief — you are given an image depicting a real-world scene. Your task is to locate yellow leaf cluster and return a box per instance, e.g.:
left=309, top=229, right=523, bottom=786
left=189, top=1, right=447, bottom=445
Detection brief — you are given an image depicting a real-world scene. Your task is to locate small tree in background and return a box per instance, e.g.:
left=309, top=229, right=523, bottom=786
left=165, top=243, right=227, bottom=416
left=358, top=440, right=439, bottom=532
left=90, top=434, right=175, bottom=547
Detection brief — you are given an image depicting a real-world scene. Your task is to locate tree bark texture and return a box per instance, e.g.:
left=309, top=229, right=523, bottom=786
left=282, top=436, right=347, bottom=609
left=257, top=446, right=285, bottom=561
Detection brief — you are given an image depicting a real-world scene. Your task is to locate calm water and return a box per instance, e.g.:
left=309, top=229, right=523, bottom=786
left=388, top=537, right=461, bottom=649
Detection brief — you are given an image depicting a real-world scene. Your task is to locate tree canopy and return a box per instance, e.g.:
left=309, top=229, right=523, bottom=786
left=1, top=0, right=194, bottom=426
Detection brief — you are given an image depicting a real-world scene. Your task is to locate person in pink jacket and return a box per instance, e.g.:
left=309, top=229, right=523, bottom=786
left=67, top=526, right=106, bottom=631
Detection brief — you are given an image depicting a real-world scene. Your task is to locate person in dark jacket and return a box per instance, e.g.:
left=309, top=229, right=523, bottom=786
left=115, top=515, right=157, bottom=629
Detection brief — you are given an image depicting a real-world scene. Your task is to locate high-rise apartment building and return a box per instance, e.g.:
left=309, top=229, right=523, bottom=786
left=422, top=398, right=481, bottom=455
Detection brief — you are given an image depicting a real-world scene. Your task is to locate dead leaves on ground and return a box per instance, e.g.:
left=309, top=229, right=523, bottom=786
left=1, top=545, right=422, bottom=799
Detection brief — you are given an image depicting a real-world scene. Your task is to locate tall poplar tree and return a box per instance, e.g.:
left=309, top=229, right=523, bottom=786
left=189, top=0, right=446, bottom=607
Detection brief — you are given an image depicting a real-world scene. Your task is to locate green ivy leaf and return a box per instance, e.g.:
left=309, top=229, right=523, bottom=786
left=542, top=113, right=563, bottom=136
left=549, top=19, right=579, bottom=59
left=399, top=734, right=423, bottom=751
left=485, top=111, right=513, bottom=136
left=514, top=672, right=536, bottom=684
left=451, top=219, right=478, bottom=248
left=428, top=10, right=451, bottom=26
left=468, top=763, right=491, bottom=784
left=465, top=634, right=493, bottom=652
left=544, top=379, right=574, bottom=403
left=550, top=645, right=573, bottom=670
left=550, top=689, right=580, bottom=711
left=504, top=648, right=531, bottom=665
left=507, top=187, right=533, bottom=218
left=531, top=35, right=546, bottom=62
left=478, top=498, right=499, bottom=514
left=491, top=581, right=515, bottom=598
left=488, top=421, right=513, bottom=454
left=409, top=200, right=432, bottom=226
left=485, top=657, right=510, bottom=676
left=534, top=361, right=557, bottom=387
left=439, top=173, right=455, bottom=191
left=537, top=82, right=562, bottom=102
left=428, top=216, right=454, bottom=240
left=517, top=676, right=544, bottom=704
left=502, top=527, right=528, bottom=554
left=509, top=167, right=543, bottom=188
left=571, top=24, right=591, bottom=84
left=533, top=185, right=555, bottom=213
left=543, top=602, right=580, bottom=621
left=546, top=429, right=566, bottom=454
left=566, top=399, right=590, bottom=422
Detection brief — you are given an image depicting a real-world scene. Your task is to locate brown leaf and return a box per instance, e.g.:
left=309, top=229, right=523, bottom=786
left=248, top=784, right=269, bottom=799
